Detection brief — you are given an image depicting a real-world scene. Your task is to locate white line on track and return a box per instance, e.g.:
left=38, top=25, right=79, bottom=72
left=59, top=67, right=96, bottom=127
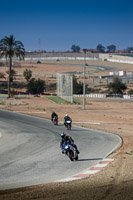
left=0, top=132, right=2, bottom=138
left=73, top=122, right=100, bottom=125
left=13, top=111, right=46, bottom=114
left=60, top=121, right=100, bottom=125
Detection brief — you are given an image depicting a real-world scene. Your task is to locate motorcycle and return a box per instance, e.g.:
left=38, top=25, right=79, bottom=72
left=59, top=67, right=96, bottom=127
left=65, top=120, right=71, bottom=130
left=62, top=142, right=79, bottom=161
left=52, top=116, right=58, bottom=125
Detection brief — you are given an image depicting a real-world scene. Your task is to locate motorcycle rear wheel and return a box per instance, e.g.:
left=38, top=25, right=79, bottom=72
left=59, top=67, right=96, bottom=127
left=67, top=125, right=71, bottom=130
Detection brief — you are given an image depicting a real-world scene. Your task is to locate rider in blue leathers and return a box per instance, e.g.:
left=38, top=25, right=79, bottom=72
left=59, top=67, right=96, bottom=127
left=60, top=132, right=79, bottom=154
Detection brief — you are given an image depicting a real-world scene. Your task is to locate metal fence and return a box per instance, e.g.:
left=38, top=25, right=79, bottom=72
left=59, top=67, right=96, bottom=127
left=56, top=73, right=73, bottom=103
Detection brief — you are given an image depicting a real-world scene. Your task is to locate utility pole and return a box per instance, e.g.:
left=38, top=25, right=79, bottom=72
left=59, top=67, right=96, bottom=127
left=83, top=49, right=87, bottom=110
left=38, top=38, right=41, bottom=58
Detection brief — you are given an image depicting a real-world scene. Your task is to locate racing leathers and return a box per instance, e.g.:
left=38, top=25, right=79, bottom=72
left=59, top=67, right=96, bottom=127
left=51, top=112, right=58, bottom=122
left=60, top=135, right=79, bottom=154
left=64, top=116, right=72, bottom=127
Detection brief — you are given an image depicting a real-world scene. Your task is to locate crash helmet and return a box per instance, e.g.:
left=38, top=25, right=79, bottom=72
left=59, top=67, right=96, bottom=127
left=61, top=132, right=66, bottom=138
left=65, top=114, right=68, bottom=117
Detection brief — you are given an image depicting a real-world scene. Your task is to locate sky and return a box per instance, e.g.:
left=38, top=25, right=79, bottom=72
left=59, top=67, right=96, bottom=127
left=0, top=0, right=133, bottom=51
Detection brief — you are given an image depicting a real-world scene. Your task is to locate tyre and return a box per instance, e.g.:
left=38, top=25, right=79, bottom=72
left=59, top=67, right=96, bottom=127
left=67, top=124, right=71, bottom=130
left=67, top=151, right=73, bottom=161
left=69, top=151, right=74, bottom=161
left=75, top=155, right=79, bottom=161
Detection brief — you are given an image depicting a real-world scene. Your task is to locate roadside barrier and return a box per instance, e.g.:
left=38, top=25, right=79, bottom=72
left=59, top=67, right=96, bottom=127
left=74, top=94, right=106, bottom=98
left=73, top=94, right=133, bottom=99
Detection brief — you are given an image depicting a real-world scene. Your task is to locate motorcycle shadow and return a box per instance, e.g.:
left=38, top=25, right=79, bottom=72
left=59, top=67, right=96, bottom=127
left=78, top=158, right=103, bottom=162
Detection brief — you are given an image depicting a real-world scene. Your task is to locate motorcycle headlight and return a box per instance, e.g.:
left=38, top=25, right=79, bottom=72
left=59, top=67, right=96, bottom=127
left=65, top=145, right=68, bottom=149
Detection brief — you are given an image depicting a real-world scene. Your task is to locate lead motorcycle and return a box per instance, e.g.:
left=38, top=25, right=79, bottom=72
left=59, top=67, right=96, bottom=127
left=62, top=142, right=79, bottom=161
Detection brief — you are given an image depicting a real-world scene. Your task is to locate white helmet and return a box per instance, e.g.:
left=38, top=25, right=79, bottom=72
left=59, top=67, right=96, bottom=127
left=65, top=114, right=68, bottom=117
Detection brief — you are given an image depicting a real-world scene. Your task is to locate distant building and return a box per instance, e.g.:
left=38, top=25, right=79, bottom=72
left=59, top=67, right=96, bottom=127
left=115, top=50, right=125, bottom=53
left=109, top=71, right=133, bottom=77
left=87, top=49, right=99, bottom=53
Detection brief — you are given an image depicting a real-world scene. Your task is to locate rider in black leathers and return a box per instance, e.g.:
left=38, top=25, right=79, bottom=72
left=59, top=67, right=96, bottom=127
left=51, top=112, right=58, bottom=122
left=60, top=132, right=79, bottom=154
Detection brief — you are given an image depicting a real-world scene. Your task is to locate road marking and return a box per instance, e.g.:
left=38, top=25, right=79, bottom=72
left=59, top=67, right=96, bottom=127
left=0, top=132, right=2, bottom=138
left=56, top=158, right=114, bottom=183
left=57, top=177, right=82, bottom=182
left=73, top=122, right=100, bottom=125
left=14, top=111, right=46, bottom=114
left=60, top=121, right=100, bottom=125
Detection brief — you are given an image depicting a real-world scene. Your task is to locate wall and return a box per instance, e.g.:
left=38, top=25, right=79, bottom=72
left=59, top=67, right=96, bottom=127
left=99, top=53, right=133, bottom=64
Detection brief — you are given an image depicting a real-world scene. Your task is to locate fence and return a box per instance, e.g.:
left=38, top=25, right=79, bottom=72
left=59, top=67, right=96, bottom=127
left=74, top=94, right=133, bottom=99
left=56, top=73, right=73, bottom=103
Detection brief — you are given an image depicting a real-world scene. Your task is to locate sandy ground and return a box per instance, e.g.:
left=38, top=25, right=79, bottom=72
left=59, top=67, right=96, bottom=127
left=2, top=59, right=133, bottom=77
left=0, top=59, right=133, bottom=199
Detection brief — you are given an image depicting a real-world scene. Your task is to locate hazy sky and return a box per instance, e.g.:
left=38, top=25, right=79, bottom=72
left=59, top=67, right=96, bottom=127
left=0, top=0, right=133, bottom=51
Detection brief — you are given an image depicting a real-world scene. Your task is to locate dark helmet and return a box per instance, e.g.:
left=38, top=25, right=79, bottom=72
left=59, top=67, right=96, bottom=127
left=61, top=132, right=66, bottom=138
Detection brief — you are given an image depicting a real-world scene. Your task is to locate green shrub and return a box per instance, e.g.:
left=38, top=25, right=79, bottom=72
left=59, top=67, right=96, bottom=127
left=108, top=77, right=127, bottom=94
left=128, top=89, right=133, bottom=95
left=27, top=78, right=45, bottom=94
left=23, top=69, right=32, bottom=82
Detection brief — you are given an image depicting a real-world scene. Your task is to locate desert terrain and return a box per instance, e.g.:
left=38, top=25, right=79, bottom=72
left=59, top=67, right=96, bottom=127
left=0, top=59, right=133, bottom=199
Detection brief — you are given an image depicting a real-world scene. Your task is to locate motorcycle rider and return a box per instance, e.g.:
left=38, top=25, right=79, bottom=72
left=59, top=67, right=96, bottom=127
left=60, top=132, right=80, bottom=154
left=64, top=114, right=72, bottom=127
left=51, top=112, right=58, bottom=122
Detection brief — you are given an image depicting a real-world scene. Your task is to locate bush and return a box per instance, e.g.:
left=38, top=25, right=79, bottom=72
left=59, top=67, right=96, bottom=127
left=37, top=60, right=41, bottom=64
left=108, top=77, right=127, bottom=94
left=23, top=69, right=32, bottom=82
left=27, top=78, right=45, bottom=94
left=128, top=89, right=133, bottom=95
left=73, top=75, right=83, bottom=94
left=10, top=89, right=18, bottom=97
left=86, top=87, right=95, bottom=94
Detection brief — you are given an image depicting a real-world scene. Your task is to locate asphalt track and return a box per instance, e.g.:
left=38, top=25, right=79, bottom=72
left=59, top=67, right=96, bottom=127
left=0, top=109, right=122, bottom=190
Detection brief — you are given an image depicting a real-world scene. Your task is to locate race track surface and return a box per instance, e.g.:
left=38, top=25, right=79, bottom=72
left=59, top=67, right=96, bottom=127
left=0, top=110, right=122, bottom=190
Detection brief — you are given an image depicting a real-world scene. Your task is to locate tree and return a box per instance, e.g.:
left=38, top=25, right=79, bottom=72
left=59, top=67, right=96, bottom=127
left=73, top=75, right=83, bottom=94
left=0, top=72, right=5, bottom=79
left=71, top=45, right=81, bottom=52
left=125, top=47, right=133, bottom=53
left=0, top=35, right=25, bottom=98
left=96, top=44, right=105, bottom=53
left=128, top=89, right=133, bottom=95
left=6, top=69, right=17, bottom=82
left=108, top=77, right=127, bottom=94
left=23, top=69, right=32, bottom=82
left=27, top=78, right=45, bottom=94
left=107, top=45, right=116, bottom=53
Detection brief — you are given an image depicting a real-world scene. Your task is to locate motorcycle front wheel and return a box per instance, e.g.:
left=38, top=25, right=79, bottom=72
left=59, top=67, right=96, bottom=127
left=67, top=151, right=73, bottom=161
left=75, top=155, right=79, bottom=161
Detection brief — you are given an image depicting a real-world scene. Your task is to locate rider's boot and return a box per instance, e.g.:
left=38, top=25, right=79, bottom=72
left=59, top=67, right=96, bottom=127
left=76, top=149, right=80, bottom=154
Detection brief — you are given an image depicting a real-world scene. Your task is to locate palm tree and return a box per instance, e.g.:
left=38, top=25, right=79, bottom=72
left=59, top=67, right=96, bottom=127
left=0, top=35, right=25, bottom=98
